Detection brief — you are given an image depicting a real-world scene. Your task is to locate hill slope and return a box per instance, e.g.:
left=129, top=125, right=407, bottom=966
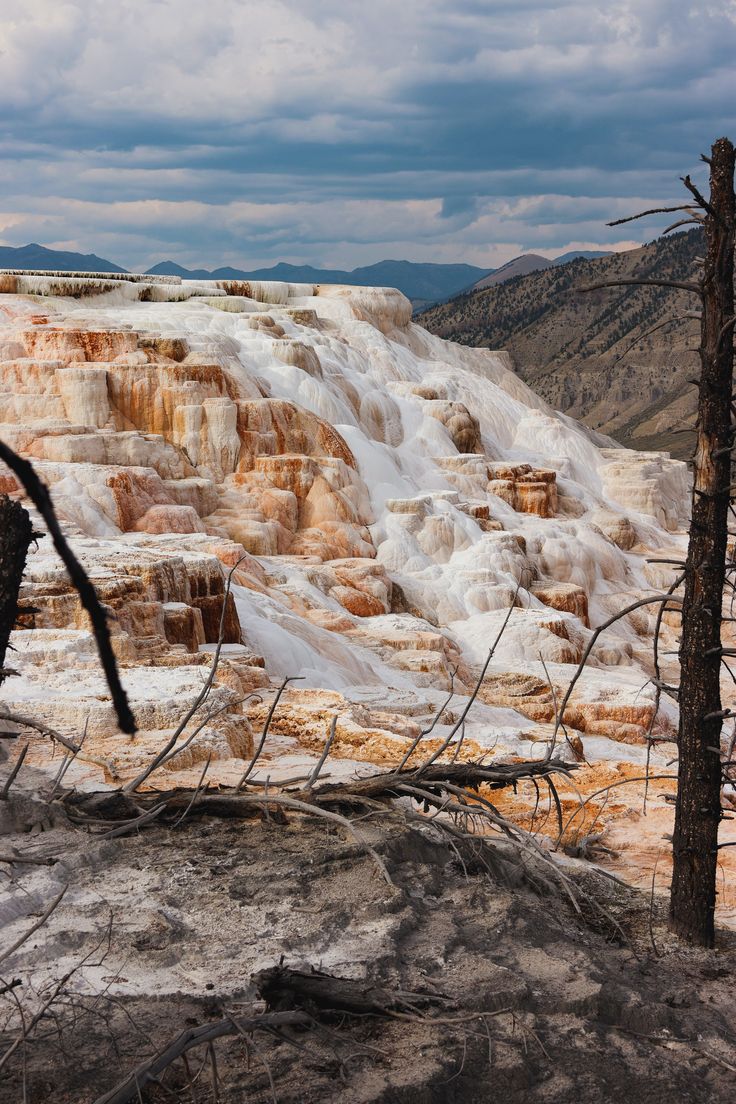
left=0, top=242, right=126, bottom=273
left=4, top=272, right=736, bottom=1098
left=419, top=230, right=703, bottom=457
left=553, top=249, right=612, bottom=265
left=472, top=253, right=553, bottom=288
left=470, top=251, right=612, bottom=291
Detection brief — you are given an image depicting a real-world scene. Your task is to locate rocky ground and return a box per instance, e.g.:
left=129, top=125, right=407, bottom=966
left=0, top=770, right=734, bottom=1104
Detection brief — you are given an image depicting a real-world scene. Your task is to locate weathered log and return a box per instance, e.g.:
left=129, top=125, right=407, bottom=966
left=253, top=964, right=444, bottom=1015
left=310, top=757, right=575, bottom=806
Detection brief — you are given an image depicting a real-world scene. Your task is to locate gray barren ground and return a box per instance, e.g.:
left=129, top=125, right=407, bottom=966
left=0, top=782, right=733, bottom=1103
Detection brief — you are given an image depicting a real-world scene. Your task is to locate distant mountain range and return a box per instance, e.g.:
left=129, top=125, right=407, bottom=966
left=419, top=230, right=702, bottom=457
left=0, top=243, right=613, bottom=307
left=0, top=245, right=490, bottom=306
left=0, top=242, right=127, bottom=274
left=147, top=258, right=491, bottom=307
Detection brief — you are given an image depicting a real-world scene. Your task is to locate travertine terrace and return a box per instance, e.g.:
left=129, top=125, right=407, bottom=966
left=5, top=266, right=736, bottom=1104
left=0, top=267, right=710, bottom=881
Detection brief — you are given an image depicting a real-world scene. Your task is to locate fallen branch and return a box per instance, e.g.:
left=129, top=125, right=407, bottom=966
left=67, top=754, right=577, bottom=903
left=310, top=757, right=575, bottom=806
left=0, top=706, right=119, bottom=781
left=92, top=1010, right=312, bottom=1104
left=0, top=853, right=58, bottom=867
left=0, top=743, right=28, bottom=799
left=0, top=707, right=81, bottom=755
left=95, top=963, right=453, bottom=1104
left=0, top=886, right=67, bottom=967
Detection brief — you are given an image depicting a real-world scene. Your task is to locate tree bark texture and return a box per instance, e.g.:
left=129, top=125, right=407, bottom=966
left=670, top=138, right=736, bottom=945
left=0, top=494, right=33, bottom=687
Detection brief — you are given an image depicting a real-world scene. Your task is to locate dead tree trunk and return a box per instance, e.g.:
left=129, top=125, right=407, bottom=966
left=670, top=138, right=736, bottom=946
left=0, top=494, right=34, bottom=687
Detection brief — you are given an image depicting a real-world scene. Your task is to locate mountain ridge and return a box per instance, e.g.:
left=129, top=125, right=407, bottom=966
left=418, top=229, right=703, bottom=457
left=471, top=250, right=612, bottom=290
left=147, top=258, right=494, bottom=306
left=0, top=242, right=127, bottom=274
left=0, top=245, right=492, bottom=306
left=0, top=242, right=618, bottom=308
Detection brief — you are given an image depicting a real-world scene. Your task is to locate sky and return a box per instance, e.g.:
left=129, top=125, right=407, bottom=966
left=1, top=0, right=735, bottom=272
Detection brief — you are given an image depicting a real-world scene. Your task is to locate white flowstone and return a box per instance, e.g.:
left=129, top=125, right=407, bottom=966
left=0, top=274, right=695, bottom=783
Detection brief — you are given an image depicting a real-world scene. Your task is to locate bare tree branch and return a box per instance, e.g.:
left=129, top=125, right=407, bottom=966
left=0, top=707, right=81, bottom=755
left=236, top=675, right=304, bottom=790
left=0, top=441, right=135, bottom=734
left=578, top=278, right=702, bottom=296
left=548, top=594, right=684, bottom=748
left=0, top=743, right=28, bottom=799
left=124, top=557, right=246, bottom=793
left=0, top=887, right=67, bottom=967
left=663, top=217, right=705, bottom=233
left=607, top=205, right=702, bottom=227
left=682, top=174, right=717, bottom=219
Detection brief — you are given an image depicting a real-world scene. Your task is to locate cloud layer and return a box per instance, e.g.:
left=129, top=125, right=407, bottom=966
left=1, top=0, right=735, bottom=269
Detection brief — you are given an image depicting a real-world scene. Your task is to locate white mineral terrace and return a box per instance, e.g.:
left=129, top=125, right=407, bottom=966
left=0, top=269, right=733, bottom=917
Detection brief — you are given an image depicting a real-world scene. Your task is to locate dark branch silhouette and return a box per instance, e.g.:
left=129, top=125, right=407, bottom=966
left=0, top=439, right=136, bottom=734
left=578, top=278, right=702, bottom=295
